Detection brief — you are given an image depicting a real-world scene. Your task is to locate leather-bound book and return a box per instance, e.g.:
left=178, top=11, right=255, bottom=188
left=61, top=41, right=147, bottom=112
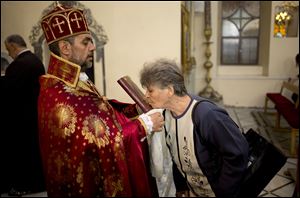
left=117, top=76, right=152, bottom=113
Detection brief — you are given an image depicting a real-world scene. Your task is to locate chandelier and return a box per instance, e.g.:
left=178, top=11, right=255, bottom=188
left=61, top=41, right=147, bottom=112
left=274, top=1, right=298, bottom=37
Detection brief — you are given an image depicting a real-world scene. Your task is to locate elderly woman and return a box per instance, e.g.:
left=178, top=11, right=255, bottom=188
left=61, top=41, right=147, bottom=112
left=140, top=58, right=249, bottom=197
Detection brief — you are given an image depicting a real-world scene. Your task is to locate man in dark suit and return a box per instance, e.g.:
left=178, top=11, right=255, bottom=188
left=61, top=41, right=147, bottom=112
left=2, top=34, right=46, bottom=196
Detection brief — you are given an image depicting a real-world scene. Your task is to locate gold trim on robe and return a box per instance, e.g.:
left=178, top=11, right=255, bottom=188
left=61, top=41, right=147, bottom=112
left=46, top=52, right=80, bottom=88
left=38, top=53, right=157, bottom=197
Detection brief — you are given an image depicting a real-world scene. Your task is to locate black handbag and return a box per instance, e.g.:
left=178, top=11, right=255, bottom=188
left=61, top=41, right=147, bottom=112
left=238, top=128, right=287, bottom=197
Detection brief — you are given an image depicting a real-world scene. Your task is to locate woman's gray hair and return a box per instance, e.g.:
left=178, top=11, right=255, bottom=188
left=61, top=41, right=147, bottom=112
left=140, top=58, right=187, bottom=96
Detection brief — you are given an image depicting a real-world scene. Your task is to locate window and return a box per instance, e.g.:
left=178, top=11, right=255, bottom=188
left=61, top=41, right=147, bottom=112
left=221, top=1, right=260, bottom=65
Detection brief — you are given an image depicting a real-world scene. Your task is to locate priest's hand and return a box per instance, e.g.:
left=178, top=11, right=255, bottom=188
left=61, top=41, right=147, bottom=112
left=148, top=111, right=164, bottom=132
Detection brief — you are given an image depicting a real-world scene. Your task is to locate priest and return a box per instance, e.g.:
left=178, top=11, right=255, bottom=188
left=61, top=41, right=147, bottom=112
left=38, top=3, right=163, bottom=197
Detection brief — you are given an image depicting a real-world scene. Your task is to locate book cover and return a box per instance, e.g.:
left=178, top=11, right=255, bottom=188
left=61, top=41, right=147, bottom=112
left=117, top=75, right=153, bottom=113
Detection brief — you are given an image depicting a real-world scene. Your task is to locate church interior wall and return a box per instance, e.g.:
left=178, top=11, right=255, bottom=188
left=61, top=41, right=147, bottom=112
left=1, top=1, right=299, bottom=107
left=192, top=1, right=299, bottom=107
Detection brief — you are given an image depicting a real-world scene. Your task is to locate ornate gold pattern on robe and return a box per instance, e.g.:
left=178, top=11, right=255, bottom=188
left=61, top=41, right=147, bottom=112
left=38, top=53, right=157, bottom=197
left=48, top=103, right=77, bottom=138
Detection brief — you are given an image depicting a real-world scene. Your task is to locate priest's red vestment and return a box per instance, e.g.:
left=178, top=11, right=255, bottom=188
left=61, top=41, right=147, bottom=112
left=38, top=53, right=157, bottom=197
